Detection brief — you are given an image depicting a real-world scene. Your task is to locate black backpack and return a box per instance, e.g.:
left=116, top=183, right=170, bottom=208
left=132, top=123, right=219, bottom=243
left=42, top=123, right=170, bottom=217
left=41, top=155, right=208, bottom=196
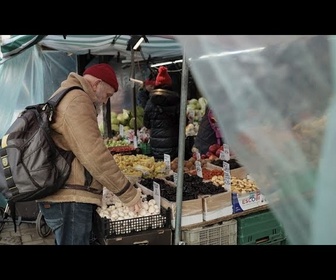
left=0, top=86, right=82, bottom=224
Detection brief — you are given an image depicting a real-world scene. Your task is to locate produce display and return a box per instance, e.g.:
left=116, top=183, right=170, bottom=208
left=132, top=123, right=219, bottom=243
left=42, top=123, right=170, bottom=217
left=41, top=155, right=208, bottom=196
left=98, top=188, right=160, bottom=220
left=211, top=158, right=242, bottom=170
left=105, top=136, right=129, bottom=147
left=185, top=97, right=207, bottom=137
left=170, top=157, right=210, bottom=173
left=113, top=154, right=166, bottom=178
left=111, top=106, right=144, bottom=132
left=140, top=174, right=226, bottom=202
left=96, top=188, right=166, bottom=235
left=231, top=177, right=259, bottom=194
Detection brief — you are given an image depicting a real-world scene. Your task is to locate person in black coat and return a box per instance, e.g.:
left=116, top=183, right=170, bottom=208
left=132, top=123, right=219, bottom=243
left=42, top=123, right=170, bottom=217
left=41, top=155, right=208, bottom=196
left=143, top=66, right=180, bottom=160
left=137, top=73, right=156, bottom=109
left=194, top=106, right=224, bottom=155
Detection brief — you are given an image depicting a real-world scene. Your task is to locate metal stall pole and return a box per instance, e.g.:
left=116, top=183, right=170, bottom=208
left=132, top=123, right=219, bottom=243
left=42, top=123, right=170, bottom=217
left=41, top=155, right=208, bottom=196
left=174, top=51, right=189, bottom=245
left=130, top=49, right=138, bottom=138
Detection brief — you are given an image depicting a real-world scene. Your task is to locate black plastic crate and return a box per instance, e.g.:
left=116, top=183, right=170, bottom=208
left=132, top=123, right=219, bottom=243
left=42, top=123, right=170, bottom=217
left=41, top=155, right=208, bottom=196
left=93, top=207, right=171, bottom=241
left=101, top=228, right=172, bottom=245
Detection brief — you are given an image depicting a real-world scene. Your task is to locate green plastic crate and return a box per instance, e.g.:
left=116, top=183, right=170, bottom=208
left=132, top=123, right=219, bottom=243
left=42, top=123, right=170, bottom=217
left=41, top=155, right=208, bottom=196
left=259, top=238, right=287, bottom=245
left=237, top=210, right=285, bottom=245
left=139, top=143, right=151, bottom=155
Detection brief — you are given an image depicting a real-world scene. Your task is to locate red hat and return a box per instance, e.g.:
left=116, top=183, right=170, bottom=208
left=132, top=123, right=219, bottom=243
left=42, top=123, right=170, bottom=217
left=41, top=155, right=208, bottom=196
left=155, top=66, right=172, bottom=87
left=83, top=63, right=119, bottom=91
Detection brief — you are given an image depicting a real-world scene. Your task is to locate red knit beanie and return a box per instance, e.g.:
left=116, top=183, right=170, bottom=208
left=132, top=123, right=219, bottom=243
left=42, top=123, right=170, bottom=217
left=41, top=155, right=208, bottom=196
left=155, top=66, right=172, bottom=87
left=83, top=63, right=119, bottom=91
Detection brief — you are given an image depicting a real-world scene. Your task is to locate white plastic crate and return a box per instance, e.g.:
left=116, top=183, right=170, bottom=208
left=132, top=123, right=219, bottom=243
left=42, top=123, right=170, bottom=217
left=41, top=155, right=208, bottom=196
left=182, top=219, right=237, bottom=245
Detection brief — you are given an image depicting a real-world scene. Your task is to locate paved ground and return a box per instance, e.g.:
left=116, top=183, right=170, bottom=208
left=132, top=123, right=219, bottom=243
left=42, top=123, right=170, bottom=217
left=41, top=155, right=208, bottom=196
left=0, top=219, right=55, bottom=245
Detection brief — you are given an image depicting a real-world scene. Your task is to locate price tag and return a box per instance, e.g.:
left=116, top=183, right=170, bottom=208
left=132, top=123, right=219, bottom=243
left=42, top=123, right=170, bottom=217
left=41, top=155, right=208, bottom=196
left=133, top=136, right=138, bottom=148
left=119, top=124, right=124, bottom=137
left=195, top=160, right=203, bottom=178
left=223, top=144, right=230, bottom=161
left=173, top=172, right=178, bottom=185
left=223, top=161, right=230, bottom=173
left=164, top=154, right=171, bottom=175
left=153, top=182, right=161, bottom=209
left=224, top=173, right=231, bottom=191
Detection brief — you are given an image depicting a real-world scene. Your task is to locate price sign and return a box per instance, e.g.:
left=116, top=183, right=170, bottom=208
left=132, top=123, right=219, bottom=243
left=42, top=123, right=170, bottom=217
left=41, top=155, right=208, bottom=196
left=173, top=172, right=178, bottom=185
left=133, top=136, right=138, bottom=148
left=195, top=160, right=203, bottom=178
left=119, top=124, right=124, bottom=137
left=223, top=161, right=230, bottom=173
left=164, top=154, right=171, bottom=175
left=153, top=182, right=161, bottom=208
left=223, top=144, right=230, bottom=161
left=224, top=173, right=231, bottom=191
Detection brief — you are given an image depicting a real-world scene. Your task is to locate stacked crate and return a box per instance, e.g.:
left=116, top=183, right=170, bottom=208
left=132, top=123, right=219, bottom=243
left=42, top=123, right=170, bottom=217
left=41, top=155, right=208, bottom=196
left=236, top=210, right=286, bottom=245
left=181, top=219, right=237, bottom=245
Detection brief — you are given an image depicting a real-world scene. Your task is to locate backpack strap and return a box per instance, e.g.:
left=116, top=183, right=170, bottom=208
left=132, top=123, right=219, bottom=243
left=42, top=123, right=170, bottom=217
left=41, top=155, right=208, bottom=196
left=48, top=86, right=83, bottom=107
left=48, top=85, right=93, bottom=187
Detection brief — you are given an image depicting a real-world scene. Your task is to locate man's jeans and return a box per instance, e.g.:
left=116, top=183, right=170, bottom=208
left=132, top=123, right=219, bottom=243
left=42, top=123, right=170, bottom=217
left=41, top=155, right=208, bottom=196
left=38, top=202, right=95, bottom=245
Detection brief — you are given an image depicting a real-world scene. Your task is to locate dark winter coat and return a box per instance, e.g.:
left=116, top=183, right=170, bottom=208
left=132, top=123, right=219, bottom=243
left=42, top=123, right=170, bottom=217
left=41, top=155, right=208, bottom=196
left=143, top=88, right=180, bottom=160
left=137, top=88, right=150, bottom=109
left=194, top=107, right=223, bottom=155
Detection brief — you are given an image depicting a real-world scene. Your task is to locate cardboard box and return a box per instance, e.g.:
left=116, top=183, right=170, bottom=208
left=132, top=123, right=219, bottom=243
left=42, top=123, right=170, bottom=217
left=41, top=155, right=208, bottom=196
left=230, top=167, right=248, bottom=179
left=136, top=182, right=203, bottom=228
left=202, top=190, right=232, bottom=221
left=232, top=190, right=261, bottom=213
left=258, top=193, right=269, bottom=206
left=163, top=197, right=203, bottom=228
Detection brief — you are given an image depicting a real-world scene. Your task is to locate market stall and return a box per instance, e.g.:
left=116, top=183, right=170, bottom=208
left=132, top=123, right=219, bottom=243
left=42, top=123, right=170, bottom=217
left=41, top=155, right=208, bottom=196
left=1, top=35, right=332, bottom=245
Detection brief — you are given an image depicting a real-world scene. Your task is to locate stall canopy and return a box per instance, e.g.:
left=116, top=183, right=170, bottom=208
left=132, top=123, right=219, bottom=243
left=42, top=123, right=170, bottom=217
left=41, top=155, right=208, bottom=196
left=0, top=35, right=183, bottom=65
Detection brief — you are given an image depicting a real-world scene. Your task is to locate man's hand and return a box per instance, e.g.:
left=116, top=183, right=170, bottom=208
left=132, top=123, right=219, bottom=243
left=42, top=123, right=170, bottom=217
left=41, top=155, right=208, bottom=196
left=128, top=188, right=143, bottom=214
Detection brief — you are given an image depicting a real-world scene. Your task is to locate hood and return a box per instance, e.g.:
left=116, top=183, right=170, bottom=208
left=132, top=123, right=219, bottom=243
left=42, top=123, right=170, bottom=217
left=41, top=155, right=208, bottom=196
left=150, top=89, right=180, bottom=106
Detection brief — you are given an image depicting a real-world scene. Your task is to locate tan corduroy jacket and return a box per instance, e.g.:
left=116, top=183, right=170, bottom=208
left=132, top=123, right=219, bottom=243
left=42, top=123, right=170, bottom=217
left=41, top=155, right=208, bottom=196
left=38, top=72, right=140, bottom=207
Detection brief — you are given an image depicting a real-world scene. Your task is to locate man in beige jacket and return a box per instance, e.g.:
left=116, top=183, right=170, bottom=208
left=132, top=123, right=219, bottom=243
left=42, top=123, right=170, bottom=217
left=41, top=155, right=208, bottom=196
left=38, top=63, right=142, bottom=245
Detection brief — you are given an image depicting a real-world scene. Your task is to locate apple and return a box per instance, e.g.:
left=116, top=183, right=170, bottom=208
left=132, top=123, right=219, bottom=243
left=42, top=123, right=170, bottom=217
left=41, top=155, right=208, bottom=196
left=209, top=143, right=220, bottom=153
left=206, top=151, right=215, bottom=158
left=209, top=155, right=218, bottom=161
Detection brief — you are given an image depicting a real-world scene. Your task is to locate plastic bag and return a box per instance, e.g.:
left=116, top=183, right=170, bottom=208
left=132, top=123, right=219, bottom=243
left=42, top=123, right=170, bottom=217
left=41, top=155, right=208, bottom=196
left=175, top=35, right=336, bottom=244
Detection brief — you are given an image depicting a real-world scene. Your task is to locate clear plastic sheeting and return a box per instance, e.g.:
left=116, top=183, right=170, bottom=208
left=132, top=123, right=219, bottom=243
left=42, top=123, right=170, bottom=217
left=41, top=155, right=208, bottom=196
left=175, top=35, right=336, bottom=244
left=0, top=45, right=76, bottom=138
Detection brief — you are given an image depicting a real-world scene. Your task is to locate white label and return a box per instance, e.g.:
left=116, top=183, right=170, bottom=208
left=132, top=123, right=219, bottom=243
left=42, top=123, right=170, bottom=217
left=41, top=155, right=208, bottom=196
left=153, top=182, right=161, bottom=209
left=133, top=136, right=138, bottom=148
left=195, top=160, right=203, bottom=178
left=196, top=152, right=201, bottom=161
left=173, top=172, right=178, bottom=185
left=164, top=154, right=171, bottom=175
left=224, top=174, right=231, bottom=191
left=223, top=161, right=230, bottom=173
left=223, top=144, right=230, bottom=161
left=119, top=124, right=124, bottom=137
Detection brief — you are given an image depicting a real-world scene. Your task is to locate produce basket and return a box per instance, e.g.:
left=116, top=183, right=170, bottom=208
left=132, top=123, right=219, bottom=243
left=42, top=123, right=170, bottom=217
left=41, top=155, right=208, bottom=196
left=93, top=206, right=171, bottom=240
left=108, top=145, right=137, bottom=155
